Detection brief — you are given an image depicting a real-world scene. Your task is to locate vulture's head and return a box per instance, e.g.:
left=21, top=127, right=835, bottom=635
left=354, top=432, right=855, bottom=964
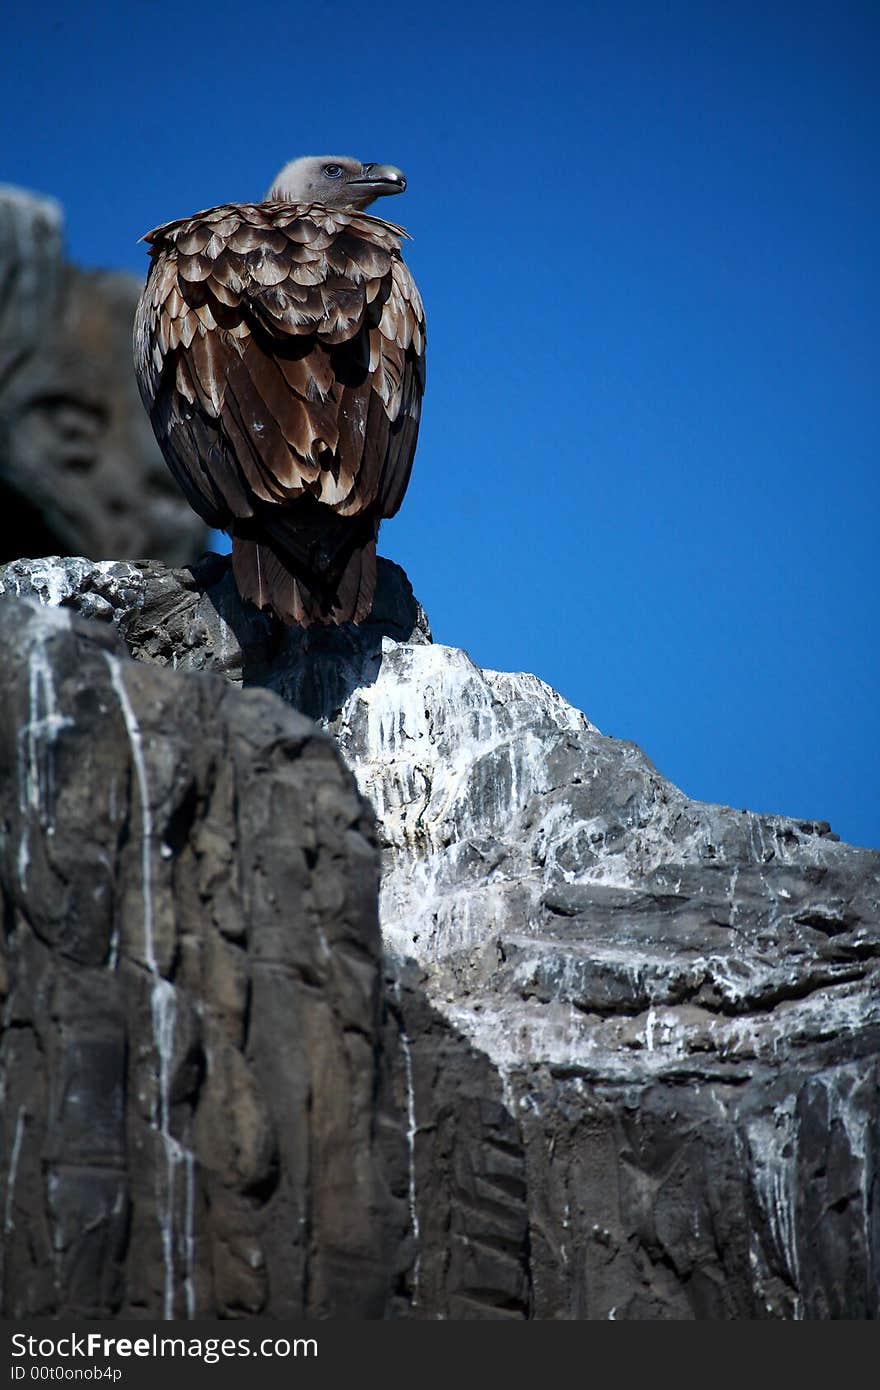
left=267, top=156, right=407, bottom=211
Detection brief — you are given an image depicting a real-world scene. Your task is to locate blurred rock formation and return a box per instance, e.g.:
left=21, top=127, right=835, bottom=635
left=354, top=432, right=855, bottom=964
left=0, top=186, right=208, bottom=566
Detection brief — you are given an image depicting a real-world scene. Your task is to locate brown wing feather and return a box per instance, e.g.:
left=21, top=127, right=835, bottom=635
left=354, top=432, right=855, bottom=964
left=134, top=200, right=425, bottom=622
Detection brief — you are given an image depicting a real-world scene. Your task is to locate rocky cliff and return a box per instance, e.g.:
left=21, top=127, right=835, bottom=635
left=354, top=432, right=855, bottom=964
left=1, top=553, right=878, bottom=1319
left=0, top=591, right=531, bottom=1318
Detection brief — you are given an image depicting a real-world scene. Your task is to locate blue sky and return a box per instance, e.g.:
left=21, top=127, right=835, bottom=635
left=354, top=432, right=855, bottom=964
left=3, top=0, right=878, bottom=847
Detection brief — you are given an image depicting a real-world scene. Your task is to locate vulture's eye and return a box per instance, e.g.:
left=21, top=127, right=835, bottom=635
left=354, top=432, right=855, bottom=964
left=322, top=164, right=344, bottom=179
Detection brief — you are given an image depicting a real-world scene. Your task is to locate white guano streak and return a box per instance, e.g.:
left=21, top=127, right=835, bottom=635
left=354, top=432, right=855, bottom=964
left=17, top=634, right=72, bottom=889
left=4, top=1107, right=26, bottom=1235
left=399, top=1023, right=422, bottom=1306
left=392, top=977, right=421, bottom=1306
left=104, top=654, right=157, bottom=973
left=104, top=654, right=196, bottom=1319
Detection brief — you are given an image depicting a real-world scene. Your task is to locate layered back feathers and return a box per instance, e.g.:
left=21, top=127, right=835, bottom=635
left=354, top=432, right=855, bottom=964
left=134, top=200, right=425, bottom=624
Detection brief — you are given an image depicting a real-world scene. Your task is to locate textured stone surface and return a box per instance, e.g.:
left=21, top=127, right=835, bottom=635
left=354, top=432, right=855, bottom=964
left=0, top=597, right=392, bottom=1316
left=382, top=965, right=530, bottom=1319
left=0, top=592, right=530, bottom=1319
left=2, top=554, right=878, bottom=1319
left=0, top=186, right=208, bottom=566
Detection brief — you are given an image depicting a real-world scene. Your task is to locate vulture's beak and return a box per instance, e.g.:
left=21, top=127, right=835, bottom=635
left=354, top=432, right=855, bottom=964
left=350, top=163, right=407, bottom=196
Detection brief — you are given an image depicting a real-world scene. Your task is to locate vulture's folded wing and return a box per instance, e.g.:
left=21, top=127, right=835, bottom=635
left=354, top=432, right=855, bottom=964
left=133, top=202, right=426, bottom=536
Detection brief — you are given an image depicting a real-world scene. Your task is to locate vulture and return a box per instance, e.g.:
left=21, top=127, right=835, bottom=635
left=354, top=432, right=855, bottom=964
left=133, top=156, right=425, bottom=625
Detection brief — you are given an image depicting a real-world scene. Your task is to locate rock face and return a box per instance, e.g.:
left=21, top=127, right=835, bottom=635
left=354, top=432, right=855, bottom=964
left=0, top=187, right=208, bottom=566
left=2, top=554, right=879, bottom=1319
left=383, top=967, right=531, bottom=1319
left=0, top=597, right=395, bottom=1316
left=0, top=596, right=532, bottom=1317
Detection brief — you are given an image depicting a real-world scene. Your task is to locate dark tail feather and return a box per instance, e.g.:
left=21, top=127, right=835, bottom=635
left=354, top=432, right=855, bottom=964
left=231, top=536, right=377, bottom=627
left=332, top=536, right=377, bottom=625
left=231, top=537, right=297, bottom=619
